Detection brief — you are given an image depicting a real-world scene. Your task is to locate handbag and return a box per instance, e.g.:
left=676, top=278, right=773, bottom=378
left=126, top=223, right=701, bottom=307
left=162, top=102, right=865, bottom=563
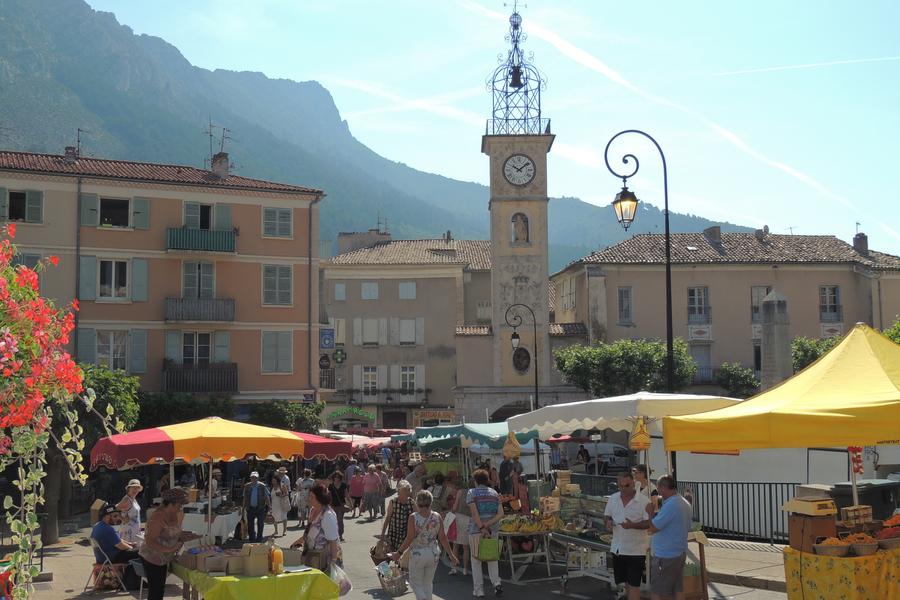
left=265, top=513, right=275, bottom=525
left=443, top=512, right=457, bottom=542
left=477, top=536, right=501, bottom=562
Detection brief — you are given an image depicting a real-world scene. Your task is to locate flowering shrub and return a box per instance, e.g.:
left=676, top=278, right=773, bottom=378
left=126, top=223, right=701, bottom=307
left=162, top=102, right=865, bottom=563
left=0, top=223, right=121, bottom=598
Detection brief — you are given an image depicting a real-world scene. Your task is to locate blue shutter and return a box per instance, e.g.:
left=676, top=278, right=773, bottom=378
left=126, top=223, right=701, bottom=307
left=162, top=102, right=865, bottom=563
left=214, top=204, right=232, bottom=231
left=77, top=328, right=96, bottom=364
left=131, top=258, right=148, bottom=301
left=214, top=331, right=230, bottom=363
left=130, top=330, right=148, bottom=373
left=165, top=331, right=183, bottom=363
left=24, top=190, right=43, bottom=223
left=132, top=197, right=150, bottom=230
left=262, top=332, right=277, bottom=372
left=80, top=193, right=99, bottom=226
left=277, top=331, right=292, bottom=373
left=79, top=256, right=97, bottom=300
left=0, top=188, right=7, bottom=219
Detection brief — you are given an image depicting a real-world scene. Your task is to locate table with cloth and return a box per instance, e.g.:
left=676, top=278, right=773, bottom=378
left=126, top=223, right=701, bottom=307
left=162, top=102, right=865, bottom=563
left=180, top=511, right=242, bottom=539
left=783, top=546, right=900, bottom=600
left=171, top=562, right=338, bottom=600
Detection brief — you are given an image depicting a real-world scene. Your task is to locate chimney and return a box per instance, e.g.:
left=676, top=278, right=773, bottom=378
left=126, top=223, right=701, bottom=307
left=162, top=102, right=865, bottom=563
left=444, top=230, right=453, bottom=242
left=63, top=146, right=78, bottom=164
left=211, top=152, right=229, bottom=179
left=853, top=232, right=868, bottom=255
left=703, top=225, right=721, bottom=244
left=761, top=290, right=791, bottom=390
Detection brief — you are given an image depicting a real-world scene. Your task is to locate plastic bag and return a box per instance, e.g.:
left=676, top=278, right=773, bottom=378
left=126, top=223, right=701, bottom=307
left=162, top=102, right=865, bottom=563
left=477, top=537, right=501, bottom=561
left=329, top=563, right=353, bottom=596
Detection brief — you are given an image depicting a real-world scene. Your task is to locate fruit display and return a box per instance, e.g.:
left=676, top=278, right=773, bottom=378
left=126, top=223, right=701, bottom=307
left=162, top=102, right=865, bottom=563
left=884, top=514, right=900, bottom=527
left=876, top=527, right=900, bottom=540
left=845, top=533, right=876, bottom=544
left=498, top=513, right=563, bottom=533
left=819, top=537, right=850, bottom=546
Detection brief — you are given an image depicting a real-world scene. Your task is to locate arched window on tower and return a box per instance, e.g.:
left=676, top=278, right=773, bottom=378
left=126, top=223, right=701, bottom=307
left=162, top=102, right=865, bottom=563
left=511, top=212, right=529, bottom=244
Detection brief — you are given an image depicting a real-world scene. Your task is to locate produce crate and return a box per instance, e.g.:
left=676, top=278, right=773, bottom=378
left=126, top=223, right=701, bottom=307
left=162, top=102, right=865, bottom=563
left=840, top=505, right=873, bottom=526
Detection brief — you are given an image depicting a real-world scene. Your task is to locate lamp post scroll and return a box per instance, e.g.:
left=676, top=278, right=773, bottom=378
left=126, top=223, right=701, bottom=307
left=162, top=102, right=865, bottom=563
left=505, top=302, right=542, bottom=478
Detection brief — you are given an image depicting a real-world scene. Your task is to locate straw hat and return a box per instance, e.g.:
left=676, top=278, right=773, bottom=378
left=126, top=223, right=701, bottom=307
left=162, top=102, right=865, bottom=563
left=277, top=466, right=288, bottom=474
left=126, top=478, right=143, bottom=491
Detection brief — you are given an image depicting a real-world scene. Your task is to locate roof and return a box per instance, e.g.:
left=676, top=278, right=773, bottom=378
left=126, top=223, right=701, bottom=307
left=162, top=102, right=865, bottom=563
left=331, top=239, right=492, bottom=270
left=573, top=232, right=900, bottom=271
left=455, top=323, right=587, bottom=337
left=0, top=150, right=321, bottom=195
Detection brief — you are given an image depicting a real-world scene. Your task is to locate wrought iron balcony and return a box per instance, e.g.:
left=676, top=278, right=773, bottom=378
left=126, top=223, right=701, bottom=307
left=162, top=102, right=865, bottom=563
left=166, top=227, right=236, bottom=253
left=688, top=306, right=712, bottom=325
left=163, top=362, right=238, bottom=393
left=819, top=305, right=843, bottom=323
left=319, top=368, right=336, bottom=390
left=692, top=366, right=719, bottom=384
left=165, top=297, right=235, bottom=322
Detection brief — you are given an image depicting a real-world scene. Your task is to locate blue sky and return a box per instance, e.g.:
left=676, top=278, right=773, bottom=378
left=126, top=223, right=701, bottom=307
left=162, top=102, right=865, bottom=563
left=86, top=0, right=900, bottom=254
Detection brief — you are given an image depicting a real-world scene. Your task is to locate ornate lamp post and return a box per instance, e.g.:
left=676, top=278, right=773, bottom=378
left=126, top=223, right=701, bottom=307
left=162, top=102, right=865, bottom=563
left=505, top=302, right=542, bottom=478
left=604, top=130, right=675, bottom=392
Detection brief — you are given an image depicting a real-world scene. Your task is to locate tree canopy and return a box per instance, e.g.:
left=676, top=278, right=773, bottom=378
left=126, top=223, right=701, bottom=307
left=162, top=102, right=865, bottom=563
left=249, top=400, right=325, bottom=434
left=134, top=392, right=234, bottom=430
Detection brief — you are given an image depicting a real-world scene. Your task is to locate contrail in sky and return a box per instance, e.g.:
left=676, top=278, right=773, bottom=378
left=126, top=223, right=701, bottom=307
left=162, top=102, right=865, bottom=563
left=715, top=56, right=900, bottom=76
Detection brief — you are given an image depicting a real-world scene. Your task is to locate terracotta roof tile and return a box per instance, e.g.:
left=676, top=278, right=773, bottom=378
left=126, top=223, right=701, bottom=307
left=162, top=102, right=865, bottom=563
left=0, top=150, right=321, bottom=194
left=456, top=325, right=491, bottom=336
left=331, top=239, right=491, bottom=270
left=549, top=322, right=588, bottom=336
left=577, top=232, right=900, bottom=270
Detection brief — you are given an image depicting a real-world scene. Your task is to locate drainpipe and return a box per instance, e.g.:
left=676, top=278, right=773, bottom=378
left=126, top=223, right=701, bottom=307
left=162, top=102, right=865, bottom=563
left=308, top=193, right=324, bottom=398
left=73, top=177, right=83, bottom=352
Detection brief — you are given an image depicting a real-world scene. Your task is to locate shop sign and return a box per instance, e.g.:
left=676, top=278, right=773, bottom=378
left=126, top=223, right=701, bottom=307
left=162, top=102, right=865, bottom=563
left=629, top=416, right=651, bottom=451
left=821, top=323, right=843, bottom=338
left=318, top=354, right=332, bottom=369
left=332, top=348, right=347, bottom=364
left=687, top=325, right=712, bottom=341
left=413, top=410, right=455, bottom=427
left=320, top=328, right=335, bottom=349
left=329, top=406, right=376, bottom=421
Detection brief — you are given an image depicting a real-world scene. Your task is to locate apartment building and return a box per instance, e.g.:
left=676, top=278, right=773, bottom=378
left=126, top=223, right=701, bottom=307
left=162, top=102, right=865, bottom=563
left=0, top=148, right=323, bottom=410
left=551, top=226, right=900, bottom=383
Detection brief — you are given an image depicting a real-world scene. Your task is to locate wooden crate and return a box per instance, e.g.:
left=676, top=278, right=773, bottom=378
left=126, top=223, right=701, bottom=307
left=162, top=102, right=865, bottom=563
left=840, top=505, right=873, bottom=527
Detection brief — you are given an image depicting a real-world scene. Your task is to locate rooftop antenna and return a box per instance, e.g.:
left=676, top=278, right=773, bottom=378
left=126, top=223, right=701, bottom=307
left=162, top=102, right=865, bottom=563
left=383, top=217, right=389, bottom=234
left=787, top=226, right=796, bottom=235
left=202, top=116, right=219, bottom=168
left=855, top=221, right=861, bottom=234
left=219, top=126, right=232, bottom=153
left=76, top=128, right=88, bottom=156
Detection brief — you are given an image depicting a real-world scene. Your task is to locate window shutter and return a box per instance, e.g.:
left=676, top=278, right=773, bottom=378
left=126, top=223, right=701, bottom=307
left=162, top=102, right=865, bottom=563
left=389, top=318, right=400, bottom=346
left=25, top=190, right=43, bottom=223
left=214, top=331, right=230, bottom=363
left=261, top=332, right=277, bottom=372
left=130, top=330, right=148, bottom=373
left=131, top=258, right=148, bottom=302
left=278, top=266, right=292, bottom=304
left=184, top=202, right=200, bottom=228
left=214, top=204, right=232, bottom=231
left=183, top=261, right=198, bottom=298
left=352, top=318, right=363, bottom=346
left=378, top=318, right=388, bottom=346
left=77, top=328, right=96, bottom=364
left=377, top=365, right=387, bottom=392
left=334, top=318, right=346, bottom=345
left=263, top=208, right=277, bottom=236
left=352, top=365, right=362, bottom=390
left=165, top=330, right=183, bottom=363
left=132, top=197, right=150, bottom=229
left=278, top=209, right=291, bottom=236
left=415, top=317, right=425, bottom=346
left=263, top=265, right=276, bottom=304
left=80, top=193, right=99, bottom=226
left=390, top=365, right=400, bottom=389
left=0, top=188, right=6, bottom=218
left=79, top=256, right=97, bottom=300
left=200, top=262, right=214, bottom=299
left=415, top=364, right=425, bottom=391
left=277, top=331, right=292, bottom=372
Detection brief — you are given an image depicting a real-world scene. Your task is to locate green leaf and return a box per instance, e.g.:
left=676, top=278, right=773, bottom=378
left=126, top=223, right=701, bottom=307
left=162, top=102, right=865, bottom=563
left=2, top=495, right=12, bottom=510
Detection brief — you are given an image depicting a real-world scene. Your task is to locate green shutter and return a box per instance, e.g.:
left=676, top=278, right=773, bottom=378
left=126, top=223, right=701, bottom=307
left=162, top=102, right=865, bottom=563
left=214, top=331, right=230, bottom=363
left=183, top=261, right=198, bottom=298
left=79, top=193, right=99, bottom=226
left=79, top=256, right=97, bottom=300
left=200, top=262, right=214, bottom=299
left=24, top=190, right=43, bottom=223
left=130, top=330, right=148, bottom=373
left=131, top=258, right=148, bottom=301
left=165, top=331, right=183, bottom=363
left=77, top=328, right=96, bottom=364
left=132, top=197, right=150, bottom=229
left=262, top=332, right=277, bottom=372
left=214, top=204, right=232, bottom=231
left=184, top=202, right=200, bottom=228
left=0, top=187, right=7, bottom=219
left=277, top=331, right=292, bottom=373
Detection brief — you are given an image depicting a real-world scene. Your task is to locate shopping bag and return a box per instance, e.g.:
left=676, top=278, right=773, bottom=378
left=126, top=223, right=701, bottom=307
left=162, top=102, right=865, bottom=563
left=329, top=563, right=353, bottom=596
left=443, top=512, right=457, bottom=542
left=477, top=537, right=500, bottom=562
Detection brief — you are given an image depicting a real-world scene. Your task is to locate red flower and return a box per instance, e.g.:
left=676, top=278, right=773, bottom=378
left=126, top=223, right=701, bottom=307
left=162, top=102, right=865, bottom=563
left=48, top=256, right=59, bottom=267
left=5, top=223, right=16, bottom=238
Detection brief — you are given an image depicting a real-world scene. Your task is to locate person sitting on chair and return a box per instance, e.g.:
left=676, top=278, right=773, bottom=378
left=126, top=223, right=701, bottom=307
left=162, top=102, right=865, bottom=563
left=91, top=504, right=140, bottom=564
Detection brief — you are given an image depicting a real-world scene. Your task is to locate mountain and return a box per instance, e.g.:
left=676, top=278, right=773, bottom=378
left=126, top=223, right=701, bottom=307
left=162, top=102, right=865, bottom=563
left=0, top=0, right=751, bottom=272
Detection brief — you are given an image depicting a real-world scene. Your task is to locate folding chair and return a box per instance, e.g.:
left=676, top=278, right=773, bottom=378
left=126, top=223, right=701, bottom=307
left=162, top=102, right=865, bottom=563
left=129, top=558, right=148, bottom=600
left=83, top=538, right=126, bottom=593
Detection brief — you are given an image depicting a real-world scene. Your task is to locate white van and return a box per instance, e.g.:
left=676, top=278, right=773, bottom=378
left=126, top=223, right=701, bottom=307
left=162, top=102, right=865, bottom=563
left=566, top=442, right=632, bottom=473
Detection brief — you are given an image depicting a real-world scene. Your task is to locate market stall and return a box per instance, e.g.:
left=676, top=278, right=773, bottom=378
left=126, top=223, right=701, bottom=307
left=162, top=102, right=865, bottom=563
left=171, top=561, right=338, bottom=600
left=664, top=324, right=900, bottom=600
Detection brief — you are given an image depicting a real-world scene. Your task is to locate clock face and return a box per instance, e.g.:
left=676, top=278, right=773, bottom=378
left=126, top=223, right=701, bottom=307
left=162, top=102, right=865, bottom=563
left=503, top=154, right=536, bottom=186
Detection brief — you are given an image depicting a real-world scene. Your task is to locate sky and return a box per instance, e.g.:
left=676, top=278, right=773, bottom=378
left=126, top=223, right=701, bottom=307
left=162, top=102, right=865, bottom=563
left=85, top=0, right=900, bottom=255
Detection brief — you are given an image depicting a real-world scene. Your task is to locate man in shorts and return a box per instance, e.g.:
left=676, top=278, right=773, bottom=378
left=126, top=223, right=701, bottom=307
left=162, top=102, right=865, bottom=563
left=604, top=472, right=650, bottom=600
left=648, top=475, right=693, bottom=600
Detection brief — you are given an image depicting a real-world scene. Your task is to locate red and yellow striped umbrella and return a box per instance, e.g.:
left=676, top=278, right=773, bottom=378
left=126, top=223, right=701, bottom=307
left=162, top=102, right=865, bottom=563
left=90, top=417, right=306, bottom=470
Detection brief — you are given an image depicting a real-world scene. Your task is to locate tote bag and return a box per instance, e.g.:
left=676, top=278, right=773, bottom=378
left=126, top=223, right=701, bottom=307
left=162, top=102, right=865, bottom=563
left=442, top=512, right=457, bottom=542
left=477, top=537, right=500, bottom=562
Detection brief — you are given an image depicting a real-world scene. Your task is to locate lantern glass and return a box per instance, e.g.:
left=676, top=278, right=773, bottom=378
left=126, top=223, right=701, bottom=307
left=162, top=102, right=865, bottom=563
left=612, top=187, right=639, bottom=230
left=511, top=331, right=521, bottom=350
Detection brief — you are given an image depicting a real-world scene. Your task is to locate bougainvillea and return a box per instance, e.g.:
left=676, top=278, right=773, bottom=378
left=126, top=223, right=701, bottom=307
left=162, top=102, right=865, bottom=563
left=0, top=223, right=122, bottom=598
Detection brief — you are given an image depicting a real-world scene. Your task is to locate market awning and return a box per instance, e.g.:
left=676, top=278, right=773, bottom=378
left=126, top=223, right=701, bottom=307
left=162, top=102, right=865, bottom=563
left=292, top=432, right=352, bottom=460
left=663, top=324, right=900, bottom=452
left=414, top=422, right=538, bottom=450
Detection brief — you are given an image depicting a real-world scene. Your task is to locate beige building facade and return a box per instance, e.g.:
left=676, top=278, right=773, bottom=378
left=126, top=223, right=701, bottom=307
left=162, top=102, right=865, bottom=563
left=0, top=148, right=323, bottom=411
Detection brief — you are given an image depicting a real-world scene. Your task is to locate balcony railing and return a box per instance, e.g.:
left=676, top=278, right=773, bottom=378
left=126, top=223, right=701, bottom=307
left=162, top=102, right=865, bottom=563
left=166, top=227, right=236, bottom=253
left=692, top=366, right=719, bottom=384
left=163, top=362, right=238, bottom=393
left=320, top=368, right=336, bottom=390
left=819, top=305, right=843, bottom=323
left=166, top=297, right=235, bottom=322
left=688, top=306, right=712, bottom=325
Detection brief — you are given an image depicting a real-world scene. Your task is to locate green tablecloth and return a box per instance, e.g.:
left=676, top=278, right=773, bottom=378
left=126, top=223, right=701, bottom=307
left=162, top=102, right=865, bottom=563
left=171, top=562, right=339, bottom=600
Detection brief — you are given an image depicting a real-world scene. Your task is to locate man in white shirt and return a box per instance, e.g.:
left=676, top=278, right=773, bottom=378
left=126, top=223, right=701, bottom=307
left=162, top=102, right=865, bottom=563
left=604, top=472, right=651, bottom=600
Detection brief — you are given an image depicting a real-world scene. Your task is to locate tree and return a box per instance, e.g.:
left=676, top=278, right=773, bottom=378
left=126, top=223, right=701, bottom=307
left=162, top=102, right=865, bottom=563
left=791, top=336, right=840, bottom=372
left=714, top=362, right=760, bottom=399
left=554, top=338, right=697, bottom=397
left=134, top=392, right=234, bottom=429
left=884, top=317, right=900, bottom=345
left=250, top=400, right=325, bottom=433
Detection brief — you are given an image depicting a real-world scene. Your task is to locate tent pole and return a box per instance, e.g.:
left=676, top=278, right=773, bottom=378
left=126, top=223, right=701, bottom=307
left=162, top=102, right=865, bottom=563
left=208, top=455, right=214, bottom=540
left=850, top=465, right=860, bottom=506
left=169, top=462, right=175, bottom=492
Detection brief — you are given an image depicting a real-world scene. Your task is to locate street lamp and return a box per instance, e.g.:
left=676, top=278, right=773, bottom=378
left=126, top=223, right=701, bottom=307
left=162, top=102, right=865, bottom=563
left=604, top=130, right=675, bottom=392
left=505, top=303, right=542, bottom=478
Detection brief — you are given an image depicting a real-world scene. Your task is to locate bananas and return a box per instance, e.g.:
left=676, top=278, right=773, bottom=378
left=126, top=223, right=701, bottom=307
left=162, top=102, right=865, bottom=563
left=499, top=514, right=564, bottom=533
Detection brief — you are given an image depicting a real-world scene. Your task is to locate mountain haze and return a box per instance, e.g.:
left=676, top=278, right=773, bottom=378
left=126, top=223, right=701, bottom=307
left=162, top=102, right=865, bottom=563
left=0, top=0, right=751, bottom=271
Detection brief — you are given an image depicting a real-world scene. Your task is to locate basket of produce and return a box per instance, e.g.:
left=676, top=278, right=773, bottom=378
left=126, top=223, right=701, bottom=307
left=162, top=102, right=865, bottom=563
left=813, top=537, right=850, bottom=556
left=846, top=533, right=879, bottom=556
left=370, top=539, right=391, bottom=565
left=375, top=561, right=408, bottom=597
left=876, top=526, right=900, bottom=550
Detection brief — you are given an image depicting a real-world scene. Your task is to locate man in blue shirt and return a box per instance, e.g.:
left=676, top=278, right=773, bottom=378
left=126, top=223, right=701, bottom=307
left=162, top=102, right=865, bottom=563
left=91, top=505, right=139, bottom=564
left=242, top=471, right=271, bottom=542
left=648, top=475, right=693, bottom=600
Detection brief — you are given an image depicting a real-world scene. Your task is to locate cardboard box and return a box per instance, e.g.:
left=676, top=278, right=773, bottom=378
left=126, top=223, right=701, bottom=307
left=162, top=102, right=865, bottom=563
left=225, top=556, right=244, bottom=575
left=241, top=544, right=270, bottom=577
left=198, top=554, right=227, bottom=574
left=178, top=550, right=218, bottom=571
left=281, top=548, right=303, bottom=567
left=90, top=499, right=107, bottom=525
left=683, top=574, right=703, bottom=599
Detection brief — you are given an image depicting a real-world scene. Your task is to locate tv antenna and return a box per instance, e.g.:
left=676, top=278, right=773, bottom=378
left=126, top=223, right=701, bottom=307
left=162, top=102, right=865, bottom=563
left=76, top=128, right=89, bottom=156
left=855, top=221, right=861, bottom=234
left=786, top=226, right=796, bottom=235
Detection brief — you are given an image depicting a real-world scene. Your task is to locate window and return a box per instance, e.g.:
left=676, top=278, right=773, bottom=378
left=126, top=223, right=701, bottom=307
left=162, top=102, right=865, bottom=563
left=687, top=287, right=710, bottom=324
left=560, top=278, right=576, bottom=310
left=183, top=262, right=214, bottom=299
left=690, top=344, right=712, bottom=383
left=618, top=287, right=633, bottom=324
left=182, top=332, right=211, bottom=366
left=99, top=198, right=130, bottom=228
left=263, top=265, right=292, bottom=305
left=511, top=212, right=529, bottom=243
left=332, top=318, right=346, bottom=345
left=263, top=207, right=292, bottom=237
left=13, top=254, right=41, bottom=291
left=262, top=331, right=292, bottom=373
left=362, top=366, right=378, bottom=395
left=400, top=365, right=416, bottom=393
left=750, top=286, right=772, bottom=323
left=399, top=318, right=416, bottom=345
left=362, top=318, right=380, bottom=345
left=97, top=330, right=127, bottom=370
left=334, top=283, right=346, bottom=301
left=99, top=259, right=128, bottom=299
left=185, top=202, right=213, bottom=230
left=819, top=285, right=841, bottom=322
left=399, top=282, right=416, bottom=300
left=7, top=191, right=26, bottom=221
left=753, top=343, right=762, bottom=375
left=5, top=191, right=42, bottom=223
left=476, top=301, right=491, bottom=322
left=361, top=282, right=379, bottom=300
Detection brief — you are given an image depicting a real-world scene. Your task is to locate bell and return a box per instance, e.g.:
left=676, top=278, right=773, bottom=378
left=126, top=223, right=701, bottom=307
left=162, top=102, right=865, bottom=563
left=510, top=65, right=524, bottom=89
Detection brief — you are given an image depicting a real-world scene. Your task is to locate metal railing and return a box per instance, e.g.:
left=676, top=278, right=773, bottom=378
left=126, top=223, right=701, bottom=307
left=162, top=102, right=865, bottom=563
left=319, top=368, right=335, bottom=390
left=166, top=227, right=236, bottom=252
left=166, top=297, right=235, bottom=321
left=819, top=305, right=843, bottom=323
left=678, top=480, right=799, bottom=544
left=485, top=117, right=551, bottom=136
left=692, top=366, right=719, bottom=384
left=687, top=306, right=712, bottom=324
left=570, top=473, right=620, bottom=496
left=163, top=362, right=238, bottom=393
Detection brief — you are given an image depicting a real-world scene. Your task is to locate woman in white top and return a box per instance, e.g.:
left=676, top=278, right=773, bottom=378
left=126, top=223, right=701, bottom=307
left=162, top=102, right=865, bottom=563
left=290, top=483, right=341, bottom=569
left=392, top=490, right=458, bottom=600
left=270, top=466, right=291, bottom=537
left=115, top=478, right=143, bottom=545
left=294, top=468, right=316, bottom=528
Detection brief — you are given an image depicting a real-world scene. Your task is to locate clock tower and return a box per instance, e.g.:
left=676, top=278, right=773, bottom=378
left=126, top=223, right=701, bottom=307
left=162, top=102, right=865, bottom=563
left=483, top=8, right=554, bottom=389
